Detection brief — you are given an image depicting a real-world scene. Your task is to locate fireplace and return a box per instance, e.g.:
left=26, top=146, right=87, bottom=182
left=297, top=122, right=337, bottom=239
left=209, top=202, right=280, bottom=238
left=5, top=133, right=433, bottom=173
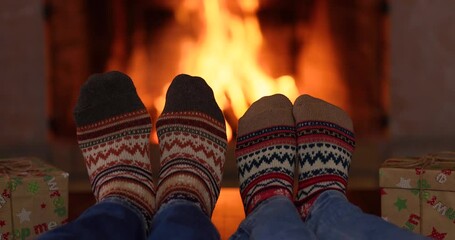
left=45, top=0, right=389, bottom=141
left=2, top=0, right=455, bottom=193
left=40, top=0, right=389, bottom=189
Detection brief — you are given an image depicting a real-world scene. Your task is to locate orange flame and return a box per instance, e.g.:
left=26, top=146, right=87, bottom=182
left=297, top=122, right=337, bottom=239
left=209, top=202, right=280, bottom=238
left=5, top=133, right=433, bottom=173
left=154, top=0, right=299, bottom=142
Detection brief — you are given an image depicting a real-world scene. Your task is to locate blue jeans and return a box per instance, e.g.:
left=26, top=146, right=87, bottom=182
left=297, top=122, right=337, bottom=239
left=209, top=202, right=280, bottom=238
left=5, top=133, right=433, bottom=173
left=231, top=191, right=428, bottom=239
left=39, top=191, right=427, bottom=240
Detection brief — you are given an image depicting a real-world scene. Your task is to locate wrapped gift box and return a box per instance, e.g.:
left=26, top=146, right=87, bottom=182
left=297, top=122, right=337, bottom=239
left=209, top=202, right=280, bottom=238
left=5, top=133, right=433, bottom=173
left=0, top=157, right=68, bottom=239
left=380, top=152, right=455, bottom=239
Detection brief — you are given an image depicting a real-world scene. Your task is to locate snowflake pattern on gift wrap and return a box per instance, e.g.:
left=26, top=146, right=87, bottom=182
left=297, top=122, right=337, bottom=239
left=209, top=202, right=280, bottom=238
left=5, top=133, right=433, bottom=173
left=394, top=197, right=407, bottom=211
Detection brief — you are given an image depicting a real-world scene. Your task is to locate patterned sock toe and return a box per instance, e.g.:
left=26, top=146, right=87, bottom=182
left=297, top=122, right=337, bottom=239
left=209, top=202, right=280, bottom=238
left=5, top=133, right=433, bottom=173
left=74, top=71, right=155, bottom=232
left=155, top=74, right=227, bottom=216
left=236, top=94, right=296, bottom=215
left=293, top=94, right=355, bottom=219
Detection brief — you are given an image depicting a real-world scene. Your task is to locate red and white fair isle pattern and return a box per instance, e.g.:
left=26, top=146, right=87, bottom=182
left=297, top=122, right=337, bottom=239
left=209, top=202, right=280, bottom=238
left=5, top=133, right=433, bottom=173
left=236, top=126, right=296, bottom=214
left=76, top=109, right=155, bottom=217
left=155, top=112, right=227, bottom=216
left=295, top=120, right=355, bottom=217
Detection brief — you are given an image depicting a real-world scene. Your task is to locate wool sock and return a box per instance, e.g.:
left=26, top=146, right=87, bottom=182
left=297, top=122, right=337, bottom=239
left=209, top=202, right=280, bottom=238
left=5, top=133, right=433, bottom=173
left=293, top=94, right=355, bottom=218
left=74, top=71, right=155, bottom=231
left=155, top=74, right=227, bottom=216
left=236, top=94, right=296, bottom=214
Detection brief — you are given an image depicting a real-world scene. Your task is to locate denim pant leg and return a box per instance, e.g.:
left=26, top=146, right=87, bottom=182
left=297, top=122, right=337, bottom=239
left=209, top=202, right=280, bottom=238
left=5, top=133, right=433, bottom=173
left=305, top=190, right=430, bottom=240
left=37, top=197, right=147, bottom=240
left=230, top=195, right=317, bottom=240
left=148, top=200, right=220, bottom=240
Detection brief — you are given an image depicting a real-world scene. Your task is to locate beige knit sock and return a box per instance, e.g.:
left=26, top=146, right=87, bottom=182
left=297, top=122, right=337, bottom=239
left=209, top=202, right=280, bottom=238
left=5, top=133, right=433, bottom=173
left=236, top=94, right=296, bottom=214
left=293, top=94, right=355, bottom=218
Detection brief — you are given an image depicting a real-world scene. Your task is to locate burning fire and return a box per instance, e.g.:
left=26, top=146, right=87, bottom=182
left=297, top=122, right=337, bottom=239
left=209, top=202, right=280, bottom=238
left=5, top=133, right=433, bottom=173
left=106, top=0, right=353, bottom=143
left=153, top=0, right=299, bottom=142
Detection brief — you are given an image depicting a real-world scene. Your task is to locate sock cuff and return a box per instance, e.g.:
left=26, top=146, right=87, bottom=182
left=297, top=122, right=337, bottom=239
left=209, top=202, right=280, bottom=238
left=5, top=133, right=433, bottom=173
left=244, top=186, right=294, bottom=214
left=157, top=175, right=215, bottom=216
left=102, top=195, right=154, bottom=234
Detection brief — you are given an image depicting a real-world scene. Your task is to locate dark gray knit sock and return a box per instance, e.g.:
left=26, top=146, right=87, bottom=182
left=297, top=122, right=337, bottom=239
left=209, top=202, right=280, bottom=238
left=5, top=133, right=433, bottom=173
left=74, top=71, right=145, bottom=126
left=74, top=71, right=155, bottom=233
left=160, top=74, right=225, bottom=122
left=155, top=74, right=227, bottom=216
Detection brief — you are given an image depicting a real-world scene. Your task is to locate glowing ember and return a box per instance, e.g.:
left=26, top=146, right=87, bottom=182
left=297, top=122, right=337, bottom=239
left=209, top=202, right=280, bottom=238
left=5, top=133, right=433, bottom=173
left=153, top=0, right=299, bottom=141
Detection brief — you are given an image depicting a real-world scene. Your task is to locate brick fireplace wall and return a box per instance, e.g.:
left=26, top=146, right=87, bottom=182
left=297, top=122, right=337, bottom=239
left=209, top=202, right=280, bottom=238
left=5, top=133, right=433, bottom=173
left=1, top=0, right=455, bottom=192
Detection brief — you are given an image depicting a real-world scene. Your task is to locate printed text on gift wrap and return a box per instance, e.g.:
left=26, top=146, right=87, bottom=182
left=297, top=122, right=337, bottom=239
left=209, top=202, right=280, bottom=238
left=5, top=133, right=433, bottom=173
left=0, top=175, right=67, bottom=240
left=404, top=170, right=455, bottom=232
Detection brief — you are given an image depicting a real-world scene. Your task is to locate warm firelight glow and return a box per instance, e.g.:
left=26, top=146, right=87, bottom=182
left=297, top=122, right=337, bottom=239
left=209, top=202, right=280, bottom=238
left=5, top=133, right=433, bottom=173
left=105, top=0, right=351, bottom=144
left=298, top=0, right=347, bottom=111
left=153, top=0, right=299, bottom=142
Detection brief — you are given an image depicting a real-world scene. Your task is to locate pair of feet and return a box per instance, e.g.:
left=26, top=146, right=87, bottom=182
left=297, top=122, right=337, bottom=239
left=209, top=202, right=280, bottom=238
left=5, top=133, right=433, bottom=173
left=74, top=72, right=226, bottom=233
left=74, top=71, right=354, bottom=233
left=237, top=93, right=355, bottom=218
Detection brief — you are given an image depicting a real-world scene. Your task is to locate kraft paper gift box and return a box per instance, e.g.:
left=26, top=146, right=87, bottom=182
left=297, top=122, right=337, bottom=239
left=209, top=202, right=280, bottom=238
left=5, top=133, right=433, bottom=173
left=380, top=152, right=455, bottom=239
left=0, top=157, right=68, bottom=240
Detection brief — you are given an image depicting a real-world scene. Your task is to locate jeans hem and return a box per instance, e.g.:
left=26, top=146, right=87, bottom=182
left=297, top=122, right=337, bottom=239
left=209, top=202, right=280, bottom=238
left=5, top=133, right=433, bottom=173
left=102, top=196, right=149, bottom=233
